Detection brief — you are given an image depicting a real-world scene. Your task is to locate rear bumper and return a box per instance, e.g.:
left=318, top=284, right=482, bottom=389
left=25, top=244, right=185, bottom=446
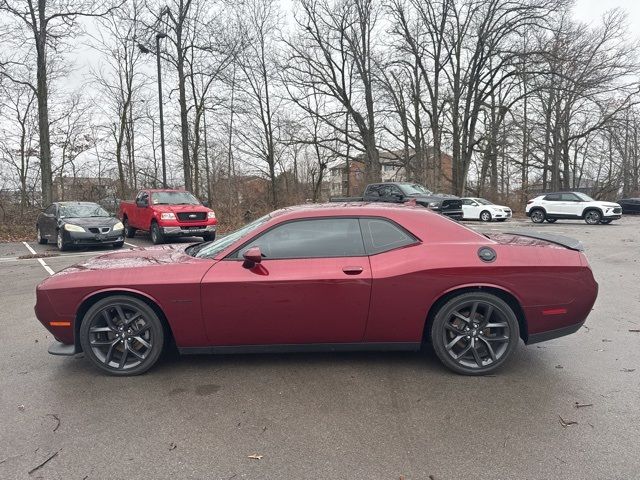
left=162, top=225, right=216, bottom=236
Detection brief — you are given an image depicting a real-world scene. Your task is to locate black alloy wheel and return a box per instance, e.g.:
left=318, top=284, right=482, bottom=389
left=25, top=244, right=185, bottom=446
left=480, top=211, right=492, bottom=222
left=79, top=296, right=164, bottom=376
left=584, top=210, right=602, bottom=225
left=431, top=292, right=520, bottom=375
left=37, top=226, right=47, bottom=244
left=150, top=221, right=164, bottom=245
left=530, top=209, right=545, bottom=223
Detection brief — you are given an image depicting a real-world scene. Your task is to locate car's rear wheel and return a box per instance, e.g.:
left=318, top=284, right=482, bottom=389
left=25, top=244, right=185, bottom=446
left=79, top=296, right=165, bottom=376
left=584, top=210, right=602, bottom=225
left=530, top=209, right=545, bottom=223
left=600, top=219, right=612, bottom=225
left=150, top=221, right=165, bottom=244
left=480, top=211, right=492, bottom=222
left=546, top=218, right=557, bottom=223
left=37, top=226, right=47, bottom=244
left=123, top=218, right=136, bottom=238
left=430, top=292, right=520, bottom=375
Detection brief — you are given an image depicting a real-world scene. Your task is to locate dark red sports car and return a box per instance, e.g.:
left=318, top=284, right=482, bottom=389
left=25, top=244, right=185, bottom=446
left=35, top=203, right=598, bottom=376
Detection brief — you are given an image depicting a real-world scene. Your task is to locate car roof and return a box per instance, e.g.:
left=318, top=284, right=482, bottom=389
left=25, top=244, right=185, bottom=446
left=56, top=201, right=100, bottom=205
left=270, top=202, right=429, bottom=217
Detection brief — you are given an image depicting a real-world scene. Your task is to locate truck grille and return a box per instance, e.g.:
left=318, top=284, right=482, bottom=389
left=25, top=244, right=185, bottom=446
left=177, top=212, right=207, bottom=221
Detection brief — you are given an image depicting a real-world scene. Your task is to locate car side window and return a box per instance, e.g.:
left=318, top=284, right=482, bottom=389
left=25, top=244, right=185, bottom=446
left=561, top=193, right=579, bottom=201
left=359, top=218, right=417, bottom=255
left=365, top=185, right=382, bottom=197
left=544, top=194, right=560, bottom=201
left=462, top=199, right=473, bottom=206
left=236, top=218, right=366, bottom=259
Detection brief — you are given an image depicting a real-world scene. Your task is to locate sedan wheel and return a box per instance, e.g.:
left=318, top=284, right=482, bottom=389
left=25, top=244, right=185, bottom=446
left=431, top=292, right=520, bottom=375
left=480, top=211, right=492, bottom=222
left=79, top=296, right=164, bottom=376
left=57, top=230, right=68, bottom=251
left=37, top=226, right=47, bottom=244
left=584, top=210, right=602, bottom=225
left=530, top=209, right=545, bottom=223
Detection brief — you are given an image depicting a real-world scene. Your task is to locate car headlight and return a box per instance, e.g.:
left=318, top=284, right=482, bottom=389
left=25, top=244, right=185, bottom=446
left=207, top=211, right=216, bottom=219
left=64, top=223, right=85, bottom=232
left=428, top=202, right=440, bottom=208
left=160, top=212, right=175, bottom=220
left=113, top=221, right=124, bottom=231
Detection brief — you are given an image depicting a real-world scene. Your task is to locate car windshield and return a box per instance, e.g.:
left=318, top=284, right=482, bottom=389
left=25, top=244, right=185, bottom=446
left=475, top=198, right=493, bottom=205
left=574, top=192, right=595, bottom=202
left=188, top=215, right=271, bottom=259
left=60, top=204, right=109, bottom=218
left=152, top=191, right=200, bottom=205
left=400, top=183, right=433, bottom=196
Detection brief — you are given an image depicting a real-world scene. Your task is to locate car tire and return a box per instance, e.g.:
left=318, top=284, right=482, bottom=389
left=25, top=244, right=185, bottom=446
left=150, top=221, right=164, bottom=245
left=546, top=218, right=557, bottom=223
left=584, top=209, right=602, bottom=225
left=113, top=241, right=124, bottom=248
left=480, top=211, right=492, bottom=222
left=430, top=292, right=520, bottom=376
left=123, top=218, right=136, bottom=238
left=37, top=226, right=47, bottom=244
left=530, top=209, right=545, bottom=223
left=56, top=230, right=69, bottom=251
left=202, top=232, right=216, bottom=242
left=79, top=295, right=165, bottom=376
left=600, top=219, right=613, bottom=225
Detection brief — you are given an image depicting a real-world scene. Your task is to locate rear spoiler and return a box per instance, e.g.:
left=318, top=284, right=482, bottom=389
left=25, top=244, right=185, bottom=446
left=505, top=231, right=584, bottom=251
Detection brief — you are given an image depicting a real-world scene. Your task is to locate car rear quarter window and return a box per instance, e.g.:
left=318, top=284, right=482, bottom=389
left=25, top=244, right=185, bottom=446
left=237, top=218, right=366, bottom=259
left=359, top=218, right=417, bottom=255
left=544, top=194, right=560, bottom=201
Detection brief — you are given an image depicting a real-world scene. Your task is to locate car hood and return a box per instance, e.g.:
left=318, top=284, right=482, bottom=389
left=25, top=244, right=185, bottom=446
left=60, top=216, right=120, bottom=227
left=151, top=204, right=211, bottom=213
left=54, top=244, right=198, bottom=275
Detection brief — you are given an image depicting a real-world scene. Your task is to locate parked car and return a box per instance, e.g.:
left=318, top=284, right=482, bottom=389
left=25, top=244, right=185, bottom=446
left=617, top=198, right=640, bottom=214
left=461, top=197, right=512, bottom=222
left=35, top=203, right=597, bottom=376
left=36, top=202, right=125, bottom=251
left=118, top=189, right=217, bottom=244
left=526, top=192, right=622, bottom=225
left=330, top=182, right=463, bottom=219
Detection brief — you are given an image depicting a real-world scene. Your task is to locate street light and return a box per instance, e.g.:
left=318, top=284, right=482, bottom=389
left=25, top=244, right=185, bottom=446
left=138, top=32, right=168, bottom=188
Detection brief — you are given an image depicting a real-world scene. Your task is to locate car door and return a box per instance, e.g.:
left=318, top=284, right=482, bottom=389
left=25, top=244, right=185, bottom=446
left=200, top=217, right=372, bottom=346
left=462, top=199, right=479, bottom=219
left=40, top=204, right=57, bottom=240
left=133, top=191, right=149, bottom=229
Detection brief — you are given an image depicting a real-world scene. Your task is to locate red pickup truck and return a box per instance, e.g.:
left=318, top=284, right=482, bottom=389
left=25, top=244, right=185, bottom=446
left=119, top=189, right=217, bottom=244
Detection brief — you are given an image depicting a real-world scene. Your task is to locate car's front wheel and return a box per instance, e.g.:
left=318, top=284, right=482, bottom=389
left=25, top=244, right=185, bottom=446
left=480, top=211, right=492, bottom=222
left=430, top=292, right=520, bottom=375
left=530, top=209, right=545, bottom=223
left=79, top=295, right=165, bottom=376
left=150, top=221, right=165, bottom=244
left=584, top=210, right=602, bottom=225
left=37, top=226, right=47, bottom=244
left=56, top=230, right=68, bottom=251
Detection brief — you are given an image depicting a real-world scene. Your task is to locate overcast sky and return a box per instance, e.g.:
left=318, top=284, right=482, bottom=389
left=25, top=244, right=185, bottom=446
left=573, top=0, right=640, bottom=31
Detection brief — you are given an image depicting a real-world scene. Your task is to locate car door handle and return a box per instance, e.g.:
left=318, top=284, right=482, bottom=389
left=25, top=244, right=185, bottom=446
left=342, top=266, right=364, bottom=275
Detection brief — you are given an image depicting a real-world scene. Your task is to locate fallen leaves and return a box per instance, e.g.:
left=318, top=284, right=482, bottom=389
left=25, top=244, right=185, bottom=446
left=620, top=368, right=635, bottom=372
left=558, top=415, right=578, bottom=428
left=629, top=329, right=640, bottom=333
left=17, top=404, right=25, bottom=411
left=169, top=442, right=177, bottom=451
left=574, top=402, right=593, bottom=409
left=247, top=454, right=263, bottom=460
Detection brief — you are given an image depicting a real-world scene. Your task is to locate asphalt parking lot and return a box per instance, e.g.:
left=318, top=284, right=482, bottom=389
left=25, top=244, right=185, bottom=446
left=1, top=218, right=639, bottom=479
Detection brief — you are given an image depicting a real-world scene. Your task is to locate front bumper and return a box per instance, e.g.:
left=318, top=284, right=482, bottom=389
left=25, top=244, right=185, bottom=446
left=162, top=224, right=216, bottom=236
left=63, top=229, right=124, bottom=246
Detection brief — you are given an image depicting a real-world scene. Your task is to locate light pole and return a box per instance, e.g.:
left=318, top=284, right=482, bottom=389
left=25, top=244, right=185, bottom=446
left=155, top=33, right=168, bottom=188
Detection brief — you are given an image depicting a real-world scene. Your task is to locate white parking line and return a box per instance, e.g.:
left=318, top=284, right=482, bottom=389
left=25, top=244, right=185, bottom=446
left=22, top=241, right=55, bottom=276
left=124, top=241, right=138, bottom=248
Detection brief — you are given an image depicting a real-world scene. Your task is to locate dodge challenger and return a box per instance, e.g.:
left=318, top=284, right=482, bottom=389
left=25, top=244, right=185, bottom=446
left=35, top=203, right=598, bottom=376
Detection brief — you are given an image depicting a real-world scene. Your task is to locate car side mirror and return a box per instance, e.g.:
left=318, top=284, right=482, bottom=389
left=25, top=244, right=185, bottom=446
left=242, top=247, right=262, bottom=268
left=201, top=200, right=210, bottom=208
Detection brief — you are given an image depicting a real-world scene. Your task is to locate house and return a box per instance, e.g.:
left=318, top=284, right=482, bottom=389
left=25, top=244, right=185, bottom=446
left=329, top=147, right=454, bottom=197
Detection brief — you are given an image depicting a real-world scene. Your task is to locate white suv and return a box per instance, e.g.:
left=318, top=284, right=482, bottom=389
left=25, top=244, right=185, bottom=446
left=526, top=192, right=622, bottom=225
